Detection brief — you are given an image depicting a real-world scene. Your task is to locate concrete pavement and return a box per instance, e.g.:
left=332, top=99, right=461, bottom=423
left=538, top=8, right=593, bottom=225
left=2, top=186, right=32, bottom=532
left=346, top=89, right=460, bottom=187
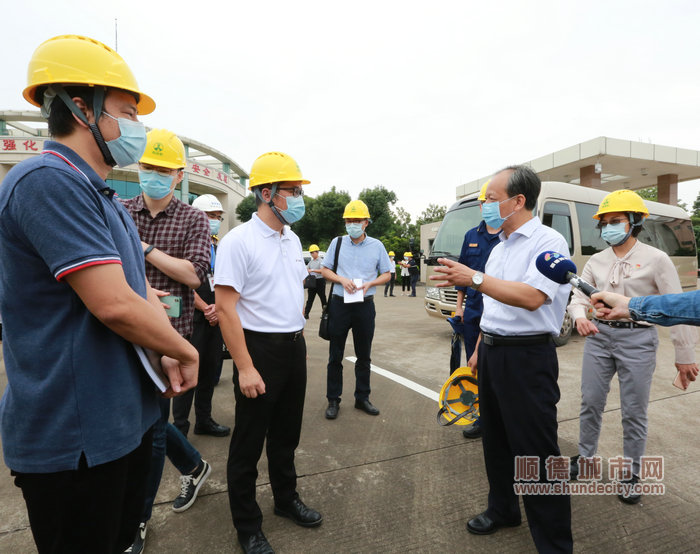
left=1, top=286, right=699, bottom=553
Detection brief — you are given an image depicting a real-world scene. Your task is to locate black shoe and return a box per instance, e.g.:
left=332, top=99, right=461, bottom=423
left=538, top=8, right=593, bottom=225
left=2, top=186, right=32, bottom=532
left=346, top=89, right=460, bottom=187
left=274, top=498, right=323, bottom=527
left=304, top=313, right=309, bottom=319
left=354, top=398, right=380, bottom=416
left=325, top=399, right=339, bottom=419
left=172, top=459, right=212, bottom=512
left=390, top=294, right=396, bottom=297
left=466, top=511, right=521, bottom=535
left=409, top=294, right=416, bottom=297
left=124, top=522, right=147, bottom=553
left=238, top=530, right=274, bottom=554
left=618, top=475, right=642, bottom=504
left=462, top=422, right=482, bottom=439
left=570, top=454, right=580, bottom=480
left=194, top=419, right=231, bottom=437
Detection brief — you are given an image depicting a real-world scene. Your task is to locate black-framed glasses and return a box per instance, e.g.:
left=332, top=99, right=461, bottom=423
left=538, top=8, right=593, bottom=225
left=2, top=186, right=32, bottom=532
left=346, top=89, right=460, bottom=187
left=207, top=214, right=224, bottom=221
left=597, top=217, right=629, bottom=229
left=277, top=187, right=304, bottom=198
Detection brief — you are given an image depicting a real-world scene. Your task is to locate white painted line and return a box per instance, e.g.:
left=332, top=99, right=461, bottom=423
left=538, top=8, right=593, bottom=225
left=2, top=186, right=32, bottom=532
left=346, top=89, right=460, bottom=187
left=346, top=356, right=440, bottom=402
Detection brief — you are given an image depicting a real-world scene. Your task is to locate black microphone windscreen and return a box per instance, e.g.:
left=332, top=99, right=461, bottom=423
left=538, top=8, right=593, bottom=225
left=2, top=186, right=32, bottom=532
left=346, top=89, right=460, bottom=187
left=535, top=251, right=577, bottom=285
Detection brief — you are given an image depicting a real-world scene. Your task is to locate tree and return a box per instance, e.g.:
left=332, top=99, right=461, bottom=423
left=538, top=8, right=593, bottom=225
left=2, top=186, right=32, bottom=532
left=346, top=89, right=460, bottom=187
left=416, top=204, right=447, bottom=226
left=294, top=187, right=351, bottom=250
left=235, top=194, right=256, bottom=223
left=636, top=186, right=657, bottom=201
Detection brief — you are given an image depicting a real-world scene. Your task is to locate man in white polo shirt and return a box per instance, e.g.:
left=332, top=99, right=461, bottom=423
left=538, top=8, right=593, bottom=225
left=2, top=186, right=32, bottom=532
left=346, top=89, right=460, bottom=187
left=215, top=152, right=322, bottom=554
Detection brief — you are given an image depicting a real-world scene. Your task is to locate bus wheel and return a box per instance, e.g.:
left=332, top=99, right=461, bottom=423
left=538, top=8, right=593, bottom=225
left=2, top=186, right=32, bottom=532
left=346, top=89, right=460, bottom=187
left=553, top=311, right=573, bottom=347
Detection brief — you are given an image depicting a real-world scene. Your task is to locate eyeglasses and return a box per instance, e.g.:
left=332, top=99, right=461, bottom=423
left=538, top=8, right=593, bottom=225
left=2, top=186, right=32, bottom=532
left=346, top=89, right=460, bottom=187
left=138, top=164, right=177, bottom=178
left=597, top=217, right=629, bottom=229
left=277, top=187, right=304, bottom=198
left=207, top=214, right=224, bottom=221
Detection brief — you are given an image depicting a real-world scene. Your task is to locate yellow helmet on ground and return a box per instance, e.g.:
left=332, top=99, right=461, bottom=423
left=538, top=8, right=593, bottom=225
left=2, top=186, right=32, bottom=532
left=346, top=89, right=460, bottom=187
left=437, top=366, right=479, bottom=426
left=388, top=251, right=395, bottom=257
left=594, top=190, right=649, bottom=219
left=342, top=200, right=371, bottom=219
left=248, top=151, right=310, bottom=189
left=403, top=252, right=413, bottom=258
left=140, top=129, right=186, bottom=169
left=309, top=244, right=320, bottom=253
left=23, top=34, right=155, bottom=114
left=478, top=180, right=490, bottom=202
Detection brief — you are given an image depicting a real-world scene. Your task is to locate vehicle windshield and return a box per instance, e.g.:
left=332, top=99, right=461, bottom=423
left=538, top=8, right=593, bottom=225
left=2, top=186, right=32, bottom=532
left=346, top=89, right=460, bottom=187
left=427, top=201, right=483, bottom=263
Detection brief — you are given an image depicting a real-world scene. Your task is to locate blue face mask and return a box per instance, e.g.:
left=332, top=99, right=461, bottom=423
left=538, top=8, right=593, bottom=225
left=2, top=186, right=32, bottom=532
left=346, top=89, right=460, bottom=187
left=102, top=112, right=147, bottom=168
left=277, top=194, right=306, bottom=224
left=346, top=222, right=365, bottom=239
left=139, top=171, right=174, bottom=200
left=209, top=219, right=221, bottom=236
left=601, top=222, right=630, bottom=246
left=481, top=197, right=515, bottom=229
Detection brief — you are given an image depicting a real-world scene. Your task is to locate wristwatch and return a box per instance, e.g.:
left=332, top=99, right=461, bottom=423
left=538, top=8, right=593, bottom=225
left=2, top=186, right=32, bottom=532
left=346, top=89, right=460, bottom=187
left=144, top=245, right=155, bottom=257
left=470, top=271, right=484, bottom=290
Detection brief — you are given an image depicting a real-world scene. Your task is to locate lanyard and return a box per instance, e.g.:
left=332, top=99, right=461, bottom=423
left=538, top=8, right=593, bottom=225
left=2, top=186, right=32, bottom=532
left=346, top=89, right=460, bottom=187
left=210, top=243, right=216, bottom=272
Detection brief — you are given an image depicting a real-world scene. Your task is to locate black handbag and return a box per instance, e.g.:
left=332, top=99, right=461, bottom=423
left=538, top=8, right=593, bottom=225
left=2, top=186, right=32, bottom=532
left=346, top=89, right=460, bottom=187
left=303, top=274, right=316, bottom=289
left=318, top=237, right=341, bottom=340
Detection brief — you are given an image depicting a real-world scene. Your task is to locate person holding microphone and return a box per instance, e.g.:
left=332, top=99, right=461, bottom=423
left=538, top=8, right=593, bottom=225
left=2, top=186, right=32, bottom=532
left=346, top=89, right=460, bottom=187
left=567, top=190, right=698, bottom=504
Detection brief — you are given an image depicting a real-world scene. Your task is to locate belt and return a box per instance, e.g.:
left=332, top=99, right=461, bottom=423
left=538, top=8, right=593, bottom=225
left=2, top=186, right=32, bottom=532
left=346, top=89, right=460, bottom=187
left=243, top=329, right=304, bottom=341
left=482, top=332, right=551, bottom=346
left=595, top=319, right=650, bottom=329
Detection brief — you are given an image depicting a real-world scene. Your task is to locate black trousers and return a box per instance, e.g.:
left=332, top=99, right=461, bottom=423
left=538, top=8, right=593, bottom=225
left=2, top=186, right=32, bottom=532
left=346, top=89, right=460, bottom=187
left=384, top=273, right=395, bottom=296
left=13, top=428, right=153, bottom=554
left=478, top=339, right=573, bottom=554
left=227, top=331, right=307, bottom=535
left=326, top=295, right=375, bottom=401
left=304, top=278, right=327, bottom=317
left=173, top=315, right=223, bottom=434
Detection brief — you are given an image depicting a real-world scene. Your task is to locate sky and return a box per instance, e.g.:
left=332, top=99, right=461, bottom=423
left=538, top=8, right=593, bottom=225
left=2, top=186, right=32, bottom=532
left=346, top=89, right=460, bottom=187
left=4, top=0, right=700, bottom=218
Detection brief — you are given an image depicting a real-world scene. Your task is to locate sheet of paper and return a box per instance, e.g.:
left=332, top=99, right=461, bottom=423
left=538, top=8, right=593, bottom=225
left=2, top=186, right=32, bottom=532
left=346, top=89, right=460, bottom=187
left=133, top=344, right=170, bottom=392
left=344, top=278, right=364, bottom=303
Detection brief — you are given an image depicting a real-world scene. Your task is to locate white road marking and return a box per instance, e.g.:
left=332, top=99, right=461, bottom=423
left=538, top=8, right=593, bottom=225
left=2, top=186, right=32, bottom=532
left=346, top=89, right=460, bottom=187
left=345, top=356, right=440, bottom=402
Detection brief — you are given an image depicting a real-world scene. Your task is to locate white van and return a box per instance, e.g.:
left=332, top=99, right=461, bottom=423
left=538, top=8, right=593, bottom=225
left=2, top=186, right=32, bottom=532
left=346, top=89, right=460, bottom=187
left=424, top=181, right=697, bottom=345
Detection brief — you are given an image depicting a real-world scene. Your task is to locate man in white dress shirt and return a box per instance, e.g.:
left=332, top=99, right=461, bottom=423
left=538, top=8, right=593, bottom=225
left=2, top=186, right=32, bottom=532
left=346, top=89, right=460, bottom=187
left=433, top=165, right=573, bottom=553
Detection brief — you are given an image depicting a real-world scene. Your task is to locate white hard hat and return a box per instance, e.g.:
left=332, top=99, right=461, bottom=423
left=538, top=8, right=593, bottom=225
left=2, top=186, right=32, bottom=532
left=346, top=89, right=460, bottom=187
left=192, top=194, right=225, bottom=213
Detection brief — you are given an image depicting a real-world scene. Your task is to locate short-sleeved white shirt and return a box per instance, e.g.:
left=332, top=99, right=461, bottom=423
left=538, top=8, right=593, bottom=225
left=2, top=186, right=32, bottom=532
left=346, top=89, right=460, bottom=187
left=480, top=216, right=571, bottom=336
left=215, top=213, right=307, bottom=332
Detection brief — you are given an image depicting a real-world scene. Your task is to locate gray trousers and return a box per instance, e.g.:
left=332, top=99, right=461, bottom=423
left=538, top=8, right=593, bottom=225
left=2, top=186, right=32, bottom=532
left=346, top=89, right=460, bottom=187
left=578, top=323, right=658, bottom=475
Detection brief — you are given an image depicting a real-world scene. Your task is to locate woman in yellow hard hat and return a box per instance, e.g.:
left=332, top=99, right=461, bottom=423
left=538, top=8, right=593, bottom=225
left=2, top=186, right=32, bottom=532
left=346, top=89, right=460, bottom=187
left=384, top=251, right=397, bottom=297
left=568, top=189, right=698, bottom=504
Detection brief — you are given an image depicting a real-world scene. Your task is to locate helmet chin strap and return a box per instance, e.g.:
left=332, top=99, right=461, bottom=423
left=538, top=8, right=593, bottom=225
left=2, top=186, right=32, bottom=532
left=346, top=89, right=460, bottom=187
left=50, top=84, right=117, bottom=167
left=255, top=184, right=289, bottom=226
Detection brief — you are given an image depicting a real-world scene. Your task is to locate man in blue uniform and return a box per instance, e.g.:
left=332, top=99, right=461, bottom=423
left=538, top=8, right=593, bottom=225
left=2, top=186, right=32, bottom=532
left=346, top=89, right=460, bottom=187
left=454, top=181, right=501, bottom=439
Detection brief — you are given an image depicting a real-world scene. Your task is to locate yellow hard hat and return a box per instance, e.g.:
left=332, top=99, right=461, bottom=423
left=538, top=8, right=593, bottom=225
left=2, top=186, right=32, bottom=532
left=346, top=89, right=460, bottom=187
left=309, top=244, right=320, bottom=252
left=388, top=251, right=395, bottom=257
left=478, top=180, right=490, bottom=202
left=403, top=251, right=413, bottom=258
left=593, top=189, right=649, bottom=220
left=23, top=35, right=155, bottom=114
left=140, top=129, right=186, bottom=169
left=248, top=151, right=310, bottom=189
left=437, top=366, right=479, bottom=426
left=343, top=200, right=370, bottom=219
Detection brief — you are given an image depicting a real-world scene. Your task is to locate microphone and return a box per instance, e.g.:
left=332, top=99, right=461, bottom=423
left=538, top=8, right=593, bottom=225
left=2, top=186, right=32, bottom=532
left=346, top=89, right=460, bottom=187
left=535, top=251, right=601, bottom=298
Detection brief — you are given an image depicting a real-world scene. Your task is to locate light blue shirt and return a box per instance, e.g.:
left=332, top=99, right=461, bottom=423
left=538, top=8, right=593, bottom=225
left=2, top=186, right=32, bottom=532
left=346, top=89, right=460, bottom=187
left=480, top=217, right=571, bottom=336
left=323, top=235, right=393, bottom=297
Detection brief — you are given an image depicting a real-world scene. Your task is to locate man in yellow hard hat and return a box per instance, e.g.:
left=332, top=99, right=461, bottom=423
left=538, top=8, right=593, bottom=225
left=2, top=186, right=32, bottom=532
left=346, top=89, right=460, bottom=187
left=121, top=129, right=215, bottom=552
left=321, top=200, right=393, bottom=419
left=0, top=35, right=197, bottom=553
left=304, top=244, right=327, bottom=318
left=216, top=152, right=322, bottom=553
